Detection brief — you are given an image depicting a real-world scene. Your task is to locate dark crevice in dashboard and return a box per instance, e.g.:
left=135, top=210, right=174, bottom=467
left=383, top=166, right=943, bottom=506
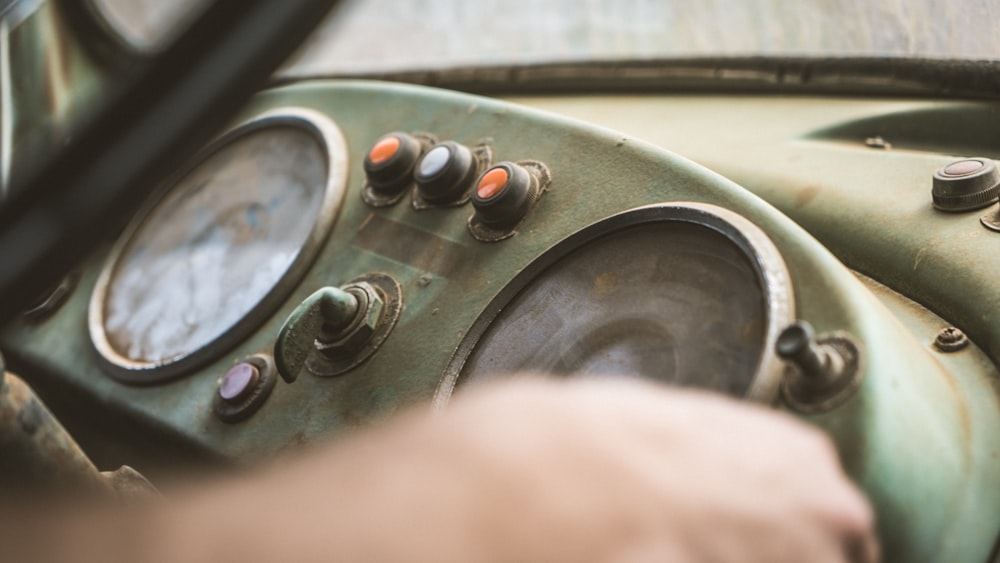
left=278, top=57, right=1000, bottom=101
left=805, top=104, right=1000, bottom=158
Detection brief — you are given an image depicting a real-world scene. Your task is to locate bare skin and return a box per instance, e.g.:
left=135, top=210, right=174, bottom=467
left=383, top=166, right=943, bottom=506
left=3, top=377, right=877, bottom=562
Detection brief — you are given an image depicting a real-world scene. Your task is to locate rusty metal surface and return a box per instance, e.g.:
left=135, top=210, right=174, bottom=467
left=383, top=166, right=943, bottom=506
left=1, top=367, right=162, bottom=495
left=0, top=371, right=108, bottom=492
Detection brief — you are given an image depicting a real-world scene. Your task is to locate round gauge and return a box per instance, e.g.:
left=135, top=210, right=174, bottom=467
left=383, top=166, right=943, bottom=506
left=90, top=108, right=347, bottom=382
left=437, top=203, right=794, bottom=404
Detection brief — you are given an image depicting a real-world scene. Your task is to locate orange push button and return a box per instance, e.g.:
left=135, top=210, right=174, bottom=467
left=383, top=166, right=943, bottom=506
left=471, top=162, right=537, bottom=228
left=368, top=136, right=400, bottom=164
left=363, top=132, right=424, bottom=197
left=477, top=167, right=509, bottom=200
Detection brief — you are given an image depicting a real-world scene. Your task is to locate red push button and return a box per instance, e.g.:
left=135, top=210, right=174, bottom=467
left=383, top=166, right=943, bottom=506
left=368, top=136, right=400, bottom=165
left=477, top=167, right=509, bottom=200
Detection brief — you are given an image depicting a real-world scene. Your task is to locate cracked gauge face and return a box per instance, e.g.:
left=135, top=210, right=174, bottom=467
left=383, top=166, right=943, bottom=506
left=90, top=114, right=346, bottom=381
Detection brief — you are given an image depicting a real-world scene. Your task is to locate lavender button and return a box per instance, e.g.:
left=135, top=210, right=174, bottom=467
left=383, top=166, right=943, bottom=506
left=944, top=159, right=984, bottom=177
left=219, top=362, right=259, bottom=403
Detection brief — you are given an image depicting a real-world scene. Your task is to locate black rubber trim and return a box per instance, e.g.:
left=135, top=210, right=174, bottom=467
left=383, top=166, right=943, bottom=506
left=282, top=56, right=1000, bottom=101
left=0, top=0, right=341, bottom=325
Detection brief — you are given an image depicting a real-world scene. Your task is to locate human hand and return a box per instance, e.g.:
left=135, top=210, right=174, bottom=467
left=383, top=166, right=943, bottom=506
left=150, top=376, right=876, bottom=563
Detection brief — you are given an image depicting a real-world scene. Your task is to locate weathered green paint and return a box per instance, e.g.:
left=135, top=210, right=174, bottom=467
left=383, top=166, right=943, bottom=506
left=504, top=97, right=1000, bottom=370
left=512, top=93, right=1000, bottom=561
left=1, top=81, right=998, bottom=561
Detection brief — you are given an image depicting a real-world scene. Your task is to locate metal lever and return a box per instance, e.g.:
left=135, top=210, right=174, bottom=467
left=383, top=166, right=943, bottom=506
left=273, top=286, right=360, bottom=383
left=776, top=321, right=862, bottom=413
left=775, top=321, right=845, bottom=387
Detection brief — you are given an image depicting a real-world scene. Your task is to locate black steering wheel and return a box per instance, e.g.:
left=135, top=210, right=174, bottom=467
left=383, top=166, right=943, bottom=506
left=0, top=0, right=341, bottom=325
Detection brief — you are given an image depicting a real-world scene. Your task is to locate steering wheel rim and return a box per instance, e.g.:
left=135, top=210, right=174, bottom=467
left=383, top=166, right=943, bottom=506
left=0, top=0, right=341, bottom=325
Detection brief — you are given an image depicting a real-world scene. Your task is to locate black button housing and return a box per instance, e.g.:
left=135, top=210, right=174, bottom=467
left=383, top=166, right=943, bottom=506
left=415, top=141, right=477, bottom=203
left=472, top=162, right=535, bottom=228
left=364, top=132, right=423, bottom=195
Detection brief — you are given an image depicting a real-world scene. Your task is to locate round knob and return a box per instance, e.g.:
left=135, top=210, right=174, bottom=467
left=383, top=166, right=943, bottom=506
left=932, top=158, right=1000, bottom=212
left=472, top=162, right=535, bottom=228
left=414, top=141, right=477, bottom=202
left=364, top=132, right=423, bottom=195
left=776, top=321, right=834, bottom=380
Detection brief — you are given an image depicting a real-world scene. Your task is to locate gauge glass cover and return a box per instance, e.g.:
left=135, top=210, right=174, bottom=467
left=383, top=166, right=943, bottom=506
left=91, top=111, right=345, bottom=381
left=441, top=203, right=793, bottom=403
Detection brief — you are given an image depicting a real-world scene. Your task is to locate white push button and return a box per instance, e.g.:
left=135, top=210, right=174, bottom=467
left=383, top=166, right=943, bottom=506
left=419, top=145, right=451, bottom=178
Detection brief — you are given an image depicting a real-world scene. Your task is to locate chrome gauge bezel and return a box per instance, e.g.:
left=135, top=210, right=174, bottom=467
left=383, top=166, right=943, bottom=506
left=434, top=202, right=795, bottom=406
left=89, top=107, right=348, bottom=384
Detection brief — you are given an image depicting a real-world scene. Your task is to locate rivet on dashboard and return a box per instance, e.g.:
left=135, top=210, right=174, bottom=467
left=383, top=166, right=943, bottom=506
left=934, top=326, right=969, bottom=352
left=214, top=355, right=277, bottom=423
left=864, top=136, right=892, bottom=150
left=979, top=199, right=1000, bottom=233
